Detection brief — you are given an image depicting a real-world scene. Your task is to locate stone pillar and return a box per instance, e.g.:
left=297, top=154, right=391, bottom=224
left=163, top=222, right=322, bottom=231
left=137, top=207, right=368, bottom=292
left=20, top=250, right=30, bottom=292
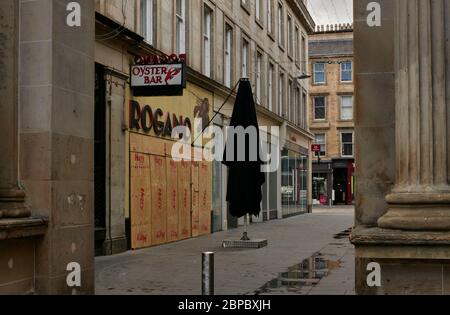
left=0, top=0, right=30, bottom=219
left=378, top=0, right=450, bottom=230
left=19, top=0, right=95, bottom=294
left=352, top=0, right=450, bottom=295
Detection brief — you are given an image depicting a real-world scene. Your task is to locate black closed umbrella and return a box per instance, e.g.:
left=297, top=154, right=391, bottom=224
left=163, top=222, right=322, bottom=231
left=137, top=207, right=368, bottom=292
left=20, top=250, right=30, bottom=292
left=222, top=78, right=265, bottom=240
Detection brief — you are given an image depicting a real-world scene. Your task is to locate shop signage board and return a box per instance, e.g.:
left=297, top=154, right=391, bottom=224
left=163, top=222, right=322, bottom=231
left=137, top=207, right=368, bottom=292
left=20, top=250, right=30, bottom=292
left=131, top=53, right=187, bottom=96
left=312, top=144, right=321, bottom=153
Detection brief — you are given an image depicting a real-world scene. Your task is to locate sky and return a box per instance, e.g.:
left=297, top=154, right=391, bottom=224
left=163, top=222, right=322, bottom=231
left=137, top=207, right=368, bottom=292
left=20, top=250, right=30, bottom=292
left=306, top=0, right=353, bottom=27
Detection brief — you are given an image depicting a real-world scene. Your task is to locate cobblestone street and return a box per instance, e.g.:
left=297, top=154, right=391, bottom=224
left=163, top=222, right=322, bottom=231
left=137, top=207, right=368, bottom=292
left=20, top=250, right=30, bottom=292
left=95, top=206, right=354, bottom=295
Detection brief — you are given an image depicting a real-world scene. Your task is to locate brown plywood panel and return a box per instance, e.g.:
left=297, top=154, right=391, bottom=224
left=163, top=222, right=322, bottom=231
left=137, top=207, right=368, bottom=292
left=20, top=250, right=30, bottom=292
left=150, top=155, right=167, bottom=245
left=199, top=161, right=212, bottom=236
left=130, top=133, right=143, bottom=153
left=178, top=161, right=191, bottom=240
left=143, top=136, right=166, bottom=156
left=191, top=161, right=200, bottom=237
left=130, top=153, right=152, bottom=249
left=166, top=159, right=179, bottom=242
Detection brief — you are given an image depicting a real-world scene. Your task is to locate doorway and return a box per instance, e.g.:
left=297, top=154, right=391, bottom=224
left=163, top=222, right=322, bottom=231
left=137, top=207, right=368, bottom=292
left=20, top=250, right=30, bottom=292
left=94, top=64, right=106, bottom=256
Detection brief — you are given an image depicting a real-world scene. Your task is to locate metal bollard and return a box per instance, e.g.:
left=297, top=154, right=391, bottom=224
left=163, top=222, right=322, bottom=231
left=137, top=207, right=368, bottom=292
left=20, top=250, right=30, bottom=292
left=202, top=252, right=214, bottom=295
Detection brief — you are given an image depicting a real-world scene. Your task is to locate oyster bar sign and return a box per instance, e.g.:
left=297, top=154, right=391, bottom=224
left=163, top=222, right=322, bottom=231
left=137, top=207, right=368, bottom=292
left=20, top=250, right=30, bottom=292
left=131, top=53, right=187, bottom=96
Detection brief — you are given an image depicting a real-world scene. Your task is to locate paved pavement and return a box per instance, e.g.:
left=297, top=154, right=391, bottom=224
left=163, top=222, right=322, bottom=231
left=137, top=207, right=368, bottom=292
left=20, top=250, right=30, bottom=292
left=95, top=206, right=355, bottom=295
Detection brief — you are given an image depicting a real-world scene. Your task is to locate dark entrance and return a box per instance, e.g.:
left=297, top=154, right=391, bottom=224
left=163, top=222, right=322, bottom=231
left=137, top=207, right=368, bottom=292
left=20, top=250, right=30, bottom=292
left=333, top=168, right=348, bottom=205
left=94, top=64, right=107, bottom=256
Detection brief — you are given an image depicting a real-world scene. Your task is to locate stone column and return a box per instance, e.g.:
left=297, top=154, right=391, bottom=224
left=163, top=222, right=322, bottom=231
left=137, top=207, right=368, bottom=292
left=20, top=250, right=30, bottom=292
left=378, top=0, right=450, bottom=230
left=0, top=0, right=30, bottom=219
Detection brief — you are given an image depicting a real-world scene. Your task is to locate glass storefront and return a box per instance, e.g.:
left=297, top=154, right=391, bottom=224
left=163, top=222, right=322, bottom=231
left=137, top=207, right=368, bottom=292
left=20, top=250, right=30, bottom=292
left=260, top=130, right=279, bottom=221
left=281, top=148, right=308, bottom=217
left=313, top=174, right=328, bottom=205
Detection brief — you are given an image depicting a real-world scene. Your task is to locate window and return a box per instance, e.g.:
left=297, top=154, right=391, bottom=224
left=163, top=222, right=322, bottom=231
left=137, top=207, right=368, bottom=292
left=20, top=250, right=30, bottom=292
left=267, top=0, right=274, bottom=34
left=278, top=72, right=284, bottom=116
left=295, top=86, right=300, bottom=126
left=341, top=133, right=354, bottom=157
left=288, top=79, right=294, bottom=121
left=278, top=3, right=284, bottom=47
left=287, top=15, right=293, bottom=57
left=301, top=35, right=306, bottom=73
left=241, top=0, right=250, bottom=13
left=314, top=96, right=326, bottom=120
left=256, top=51, right=262, bottom=105
left=341, top=61, right=353, bottom=82
left=302, top=91, right=307, bottom=128
left=340, top=95, right=353, bottom=120
left=313, top=63, right=326, bottom=84
left=224, top=24, right=233, bottom=88
left=241, top=38, right=249, bottom=77
left=268, top=62, right=274, bottom=111
left=203, top=5, right=213, bottom=77
left=295, top=25, right=300, bottom=64
left=256, top=0, right=263, bottom=22
left=315, top=134, right=326, bottom=156
left=176, top=0, right=186, bottom=54
left=141, top=0, right=154, bottom=45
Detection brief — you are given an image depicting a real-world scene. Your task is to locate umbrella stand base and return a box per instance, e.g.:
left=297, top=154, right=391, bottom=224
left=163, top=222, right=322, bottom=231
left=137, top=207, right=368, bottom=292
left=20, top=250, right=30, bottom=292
left=240, top=232, right=250, bottom=241
left=222, top=239, right=268, bottom=249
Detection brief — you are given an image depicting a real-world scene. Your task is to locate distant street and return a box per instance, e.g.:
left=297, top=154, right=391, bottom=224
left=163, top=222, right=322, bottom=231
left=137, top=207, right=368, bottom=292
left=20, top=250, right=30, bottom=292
left=95, top=206, right=355, bottom=295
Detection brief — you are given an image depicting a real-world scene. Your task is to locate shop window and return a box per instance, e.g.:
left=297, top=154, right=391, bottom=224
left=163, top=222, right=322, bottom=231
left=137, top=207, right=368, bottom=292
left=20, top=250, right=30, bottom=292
left=281, top=149, right=309, bottom=217
left=341, top=132, right=354, bottom=157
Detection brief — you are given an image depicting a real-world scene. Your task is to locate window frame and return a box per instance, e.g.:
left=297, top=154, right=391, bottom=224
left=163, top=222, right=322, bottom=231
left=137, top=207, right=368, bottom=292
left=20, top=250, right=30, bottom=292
left=175, top=0, right=187, bottom=55
left=315, top=133, right=327, bottom=157
left=202, top=3, right=214, bottom=78
left=277, top=2, right=285, bottom=49
left=341, top=132, right=354, bottom=158
left=268, top=61, right=275, bottom=111
left=340, top=61, right=353, bottom=83
left=313, top=95, right=327, bottom=121
left=141, top=0, right=155, bottom=45
left=241, top=36, right=250, bottom=78
left=255, top=49, right=263, bottom=105
left=313, top=62, right=326, bottom=85
left=340, top=95, right=354, bottom=121
left=224, top=22, right=234, bottom=88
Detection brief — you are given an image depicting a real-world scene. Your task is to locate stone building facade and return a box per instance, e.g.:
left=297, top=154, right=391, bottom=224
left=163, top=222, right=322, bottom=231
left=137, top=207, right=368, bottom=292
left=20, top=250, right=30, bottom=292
left=0, top=0, right=95, bottom=294
left=94, top=0, right=316, bottom=256
left=351, top=0, right=450, bottom=294
left=308, top=25, right=354, bottom=206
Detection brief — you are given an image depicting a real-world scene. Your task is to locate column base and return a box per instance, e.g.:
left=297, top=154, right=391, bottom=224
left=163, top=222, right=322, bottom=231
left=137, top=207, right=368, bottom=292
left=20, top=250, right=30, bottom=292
left=351, top=226, right=450, bottom=295
left=378, top=191, right=450, bottom=231
left=0, top=189, right=31, bottom=219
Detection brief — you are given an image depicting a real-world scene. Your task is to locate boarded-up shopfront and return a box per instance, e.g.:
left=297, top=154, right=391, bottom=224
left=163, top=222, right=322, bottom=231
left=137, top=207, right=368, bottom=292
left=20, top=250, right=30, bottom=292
left=126, top=83, right=213, bottom=250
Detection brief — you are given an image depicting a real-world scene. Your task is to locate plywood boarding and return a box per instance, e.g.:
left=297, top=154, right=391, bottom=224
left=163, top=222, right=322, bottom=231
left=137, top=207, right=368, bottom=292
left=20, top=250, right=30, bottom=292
left=130, top=132, right=166, bottom=157
left=191, top=161, right=200, bottom=237
left=150, top=155, right=168, bottom=245
left=130, top=153, right=152, bottom=249
left=198, top=161, right=212, bottom=236
left=178, top=161, right=191, bottom=240
left=166, top=159, right=179, bottom=242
